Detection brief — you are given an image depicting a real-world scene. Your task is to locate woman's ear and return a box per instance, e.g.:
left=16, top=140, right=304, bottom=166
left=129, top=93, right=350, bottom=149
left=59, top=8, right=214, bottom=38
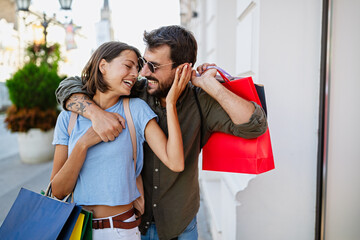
left=99, top=59, right=107, bottom=74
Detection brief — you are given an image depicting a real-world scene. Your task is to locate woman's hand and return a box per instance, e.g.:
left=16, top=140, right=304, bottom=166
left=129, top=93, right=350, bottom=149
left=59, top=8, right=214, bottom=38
left=166, top=63, right=192, bottom=105
left=78, top=127, right=103, bottom=149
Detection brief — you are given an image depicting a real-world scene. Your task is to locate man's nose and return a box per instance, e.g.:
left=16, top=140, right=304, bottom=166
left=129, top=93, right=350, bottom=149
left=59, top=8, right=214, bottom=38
left=140, top=63, right=151, bottom=76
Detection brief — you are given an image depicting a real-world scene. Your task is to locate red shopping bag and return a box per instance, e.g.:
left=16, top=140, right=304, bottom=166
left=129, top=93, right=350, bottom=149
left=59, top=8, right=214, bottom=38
left=202, top=67, right=274, bottom=174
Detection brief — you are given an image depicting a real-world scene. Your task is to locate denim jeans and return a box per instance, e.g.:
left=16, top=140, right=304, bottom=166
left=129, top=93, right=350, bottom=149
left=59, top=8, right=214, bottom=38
left=141, top=216, right=198, bottom=240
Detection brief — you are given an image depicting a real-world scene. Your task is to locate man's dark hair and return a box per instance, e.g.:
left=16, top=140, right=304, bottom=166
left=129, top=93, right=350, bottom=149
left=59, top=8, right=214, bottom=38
left=81, top=41, right=141, bottom=97
left=143, top=25, right=197, bottom=68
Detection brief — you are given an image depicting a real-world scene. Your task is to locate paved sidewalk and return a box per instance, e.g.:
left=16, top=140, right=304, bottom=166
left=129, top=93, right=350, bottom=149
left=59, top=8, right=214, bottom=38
left=0, top=154, right=53, bottom=225
left=0, top=114, right=54, bottom=225
left=0, top=113, right=212, bottom=239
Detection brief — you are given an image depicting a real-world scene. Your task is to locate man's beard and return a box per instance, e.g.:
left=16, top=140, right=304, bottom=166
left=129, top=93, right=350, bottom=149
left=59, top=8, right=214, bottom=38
left=146, top=76, right=173, bottom=99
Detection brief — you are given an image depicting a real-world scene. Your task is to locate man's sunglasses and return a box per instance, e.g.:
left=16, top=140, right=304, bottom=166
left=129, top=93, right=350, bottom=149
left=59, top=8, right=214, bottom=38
left=139, top=57, right=174, bottom=73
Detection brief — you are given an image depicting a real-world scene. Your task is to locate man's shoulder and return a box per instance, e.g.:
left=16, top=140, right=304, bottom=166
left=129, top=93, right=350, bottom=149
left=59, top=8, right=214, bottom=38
left=190, top=84, right=213, bottom=104
left=64, top=75, right=82, bottom=82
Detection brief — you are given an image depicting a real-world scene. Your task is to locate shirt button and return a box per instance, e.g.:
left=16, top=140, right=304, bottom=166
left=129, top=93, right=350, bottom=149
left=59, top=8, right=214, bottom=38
left=146, top=221, right=150, bottom=225
left=145, top=226, right=148, bottom=229
left=154, top=186, right=158, bottom=189
left=155, top=168, right=159, bottom=172
left=153, top=204, right=157, bottom=207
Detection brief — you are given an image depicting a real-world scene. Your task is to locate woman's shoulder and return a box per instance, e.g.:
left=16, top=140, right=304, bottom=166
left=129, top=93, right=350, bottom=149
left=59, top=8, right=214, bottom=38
left=54, top=110, right=72, bottom=133
left=128, top=97, right=150, bottom=109
left=127, top=98, right=156, bottom=121
left=58, top=110, right=71, bottom=120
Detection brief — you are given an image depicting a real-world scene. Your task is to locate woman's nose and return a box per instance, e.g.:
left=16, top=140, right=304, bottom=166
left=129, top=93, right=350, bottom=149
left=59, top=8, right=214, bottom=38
left=130, top=68, right=138, bottom=78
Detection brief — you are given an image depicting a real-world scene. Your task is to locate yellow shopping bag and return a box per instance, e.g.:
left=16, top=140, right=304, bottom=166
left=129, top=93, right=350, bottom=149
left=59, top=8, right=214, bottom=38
left=70, top=212, right=85, bottom=240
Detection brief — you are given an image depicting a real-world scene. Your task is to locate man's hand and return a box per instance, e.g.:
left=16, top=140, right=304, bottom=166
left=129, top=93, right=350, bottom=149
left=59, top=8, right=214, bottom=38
left=65, top=93, right=126, bottom=142
left=191, top=67, right=217, bottom=88
left=91, top=110, right=126, bottom=142
left=78, top=127, right=103, bottom=148
left=196, top=63, right=216, bottom=75
left=191, top=63, right=255, bottom=124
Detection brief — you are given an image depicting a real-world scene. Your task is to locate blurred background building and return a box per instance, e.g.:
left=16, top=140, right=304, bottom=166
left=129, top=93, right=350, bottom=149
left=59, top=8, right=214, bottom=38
left=0, top=0, right=180, bottom=105
left=96, top=0, right=113, bottom=47
left=0, top=0, right=18, bottom=110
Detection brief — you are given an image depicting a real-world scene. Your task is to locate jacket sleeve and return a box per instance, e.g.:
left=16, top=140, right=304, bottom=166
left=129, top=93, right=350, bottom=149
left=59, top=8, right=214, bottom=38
left=55, top=76, right=88, bottom=110
left=197, top=88, right=268, bottom=141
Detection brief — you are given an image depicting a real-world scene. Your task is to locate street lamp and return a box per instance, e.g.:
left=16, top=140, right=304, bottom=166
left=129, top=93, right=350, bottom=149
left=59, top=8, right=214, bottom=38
left=15, top=0, right=73, bottom=44
left=58, top=0, right=73, bottom=10
left=16, top=0, right=32, bottom=11
left=15, top=0, right=73, bottom=12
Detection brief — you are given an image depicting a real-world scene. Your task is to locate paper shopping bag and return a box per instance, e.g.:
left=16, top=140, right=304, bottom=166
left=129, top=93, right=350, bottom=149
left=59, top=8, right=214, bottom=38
left=70, top=212, right=85, bottom=240
left=0, top=188, right=81, bottom=240
left=80, top=209, right=93, bottom=240
left=202, top=66, right=274, bottom=174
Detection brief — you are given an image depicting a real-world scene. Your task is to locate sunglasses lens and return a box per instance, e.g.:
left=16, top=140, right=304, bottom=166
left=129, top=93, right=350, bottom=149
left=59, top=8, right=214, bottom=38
left=138, top=58, right=144, bottom=68
left=147, top=63, right=155, bottom=73
left=139, top=57, right=156, bottom=73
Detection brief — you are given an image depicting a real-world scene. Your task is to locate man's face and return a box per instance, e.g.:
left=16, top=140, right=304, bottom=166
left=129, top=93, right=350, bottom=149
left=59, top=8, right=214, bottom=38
left=139, top=45, right=176, bottom=99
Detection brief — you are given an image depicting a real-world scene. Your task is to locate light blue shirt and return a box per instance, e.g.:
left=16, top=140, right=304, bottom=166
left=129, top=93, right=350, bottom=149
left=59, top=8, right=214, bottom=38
left=52, top=98, right=157, bottom=206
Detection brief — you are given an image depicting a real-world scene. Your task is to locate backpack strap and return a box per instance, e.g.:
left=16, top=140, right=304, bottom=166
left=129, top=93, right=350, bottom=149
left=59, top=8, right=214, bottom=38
left=123, top=98, right=137, bottom=165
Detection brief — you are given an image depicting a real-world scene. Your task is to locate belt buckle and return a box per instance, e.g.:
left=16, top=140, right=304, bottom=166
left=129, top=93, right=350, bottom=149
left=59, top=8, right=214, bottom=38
left=94, top=219, right=104, bottom=229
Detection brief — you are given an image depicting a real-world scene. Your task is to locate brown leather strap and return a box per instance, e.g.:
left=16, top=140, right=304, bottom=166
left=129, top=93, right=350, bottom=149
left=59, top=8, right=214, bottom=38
left=67, top=112, right=78, bottom=135
left=123, top=98, right=137, bottom=165
left=92, top=208, right=141, bottom=229
left=123, top=98, right=145, bottom=215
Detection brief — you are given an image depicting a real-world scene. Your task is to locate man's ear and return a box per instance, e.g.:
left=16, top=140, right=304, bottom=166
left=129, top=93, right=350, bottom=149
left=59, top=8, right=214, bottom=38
left=99, top=59, right=107, bottom=74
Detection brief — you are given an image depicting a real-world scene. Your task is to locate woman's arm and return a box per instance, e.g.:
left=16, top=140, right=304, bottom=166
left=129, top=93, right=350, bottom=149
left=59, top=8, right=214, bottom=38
left=144, top=64, right=192, bottom=172
left=50, top=127, right=102, bottom=199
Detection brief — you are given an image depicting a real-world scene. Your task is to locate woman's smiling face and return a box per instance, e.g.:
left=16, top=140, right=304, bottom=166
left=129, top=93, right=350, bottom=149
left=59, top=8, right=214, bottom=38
left=100, top=50, right=139, bottom=96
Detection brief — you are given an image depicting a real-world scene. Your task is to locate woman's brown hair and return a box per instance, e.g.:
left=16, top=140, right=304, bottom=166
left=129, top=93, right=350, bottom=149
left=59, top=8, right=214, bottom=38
left=81, top=41, right=141, bottom=97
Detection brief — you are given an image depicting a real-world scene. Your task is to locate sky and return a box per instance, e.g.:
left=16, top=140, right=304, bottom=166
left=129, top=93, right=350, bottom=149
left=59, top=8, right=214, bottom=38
left=28, top=0, right=180, bottom=76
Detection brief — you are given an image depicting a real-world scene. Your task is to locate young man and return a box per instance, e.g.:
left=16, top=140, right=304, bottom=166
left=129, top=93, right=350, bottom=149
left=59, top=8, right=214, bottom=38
left=56, top=25, right=267, bottom=240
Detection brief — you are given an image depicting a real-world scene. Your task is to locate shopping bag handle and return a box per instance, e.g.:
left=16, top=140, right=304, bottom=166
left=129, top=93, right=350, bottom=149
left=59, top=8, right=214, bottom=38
left=206, top=66, right=232, bottom=81
left=196, top=65, right=239, bottom=84
left=196, top=65, right=268, bottom=115
left=45, top=182, right=73, bottom=203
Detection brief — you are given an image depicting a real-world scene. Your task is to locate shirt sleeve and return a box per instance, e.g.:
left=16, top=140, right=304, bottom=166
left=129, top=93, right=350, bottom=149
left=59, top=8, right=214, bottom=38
left=52, top=110, right=71, bottom=146
left=197, top=87, right=268, bottom=140
left=55, top=76, right=89, bottom=110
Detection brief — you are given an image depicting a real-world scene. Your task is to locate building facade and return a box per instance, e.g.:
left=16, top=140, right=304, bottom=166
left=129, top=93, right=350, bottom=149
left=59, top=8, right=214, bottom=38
left=181, top=0, right=360, bottom=239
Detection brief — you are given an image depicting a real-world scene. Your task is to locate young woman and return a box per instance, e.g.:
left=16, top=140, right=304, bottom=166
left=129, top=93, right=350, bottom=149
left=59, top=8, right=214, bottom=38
left=50, top=41, right=190, bottom=239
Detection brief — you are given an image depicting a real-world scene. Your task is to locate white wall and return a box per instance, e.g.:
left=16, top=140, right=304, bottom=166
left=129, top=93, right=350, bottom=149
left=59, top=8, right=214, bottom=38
left=324, top=0, right=360, bottom=239
left=247, top=1, right=322, bottom=238
left=190, top=0, right=323, bottom=239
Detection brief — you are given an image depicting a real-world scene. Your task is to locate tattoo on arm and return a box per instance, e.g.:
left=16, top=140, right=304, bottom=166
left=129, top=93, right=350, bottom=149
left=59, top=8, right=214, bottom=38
left=66, top=95, right=93, bottom=116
